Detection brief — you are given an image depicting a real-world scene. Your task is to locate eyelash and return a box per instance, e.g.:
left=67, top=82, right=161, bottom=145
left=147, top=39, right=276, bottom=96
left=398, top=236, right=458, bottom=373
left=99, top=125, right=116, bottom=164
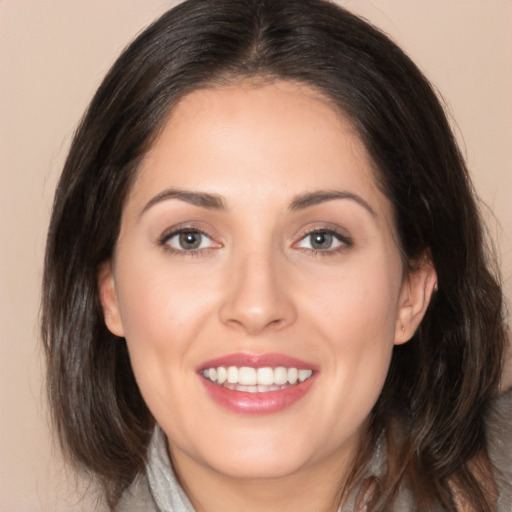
left=295, top=228, right=353, bottom=256
left=156, top=226, right=353, bottom=257
left=157, top=227, right=217, bottom=256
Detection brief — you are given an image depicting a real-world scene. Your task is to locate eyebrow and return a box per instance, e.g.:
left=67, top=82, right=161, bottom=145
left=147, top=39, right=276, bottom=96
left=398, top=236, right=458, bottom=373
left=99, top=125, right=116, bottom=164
left=140, top=188, right=226, bottom=216
left=289, top=190, right=376, bottom=216
left=140, top=187, right=375, bottom=217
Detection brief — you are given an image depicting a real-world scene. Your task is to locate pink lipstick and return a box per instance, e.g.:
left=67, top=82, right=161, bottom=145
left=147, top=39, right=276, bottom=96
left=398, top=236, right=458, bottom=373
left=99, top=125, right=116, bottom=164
left=198, top=353, right=317, bottom=414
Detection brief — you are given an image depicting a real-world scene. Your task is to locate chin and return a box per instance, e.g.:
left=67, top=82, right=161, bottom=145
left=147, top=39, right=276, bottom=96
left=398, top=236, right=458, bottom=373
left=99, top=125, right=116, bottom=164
left=206, top=452, right=309, bottom=480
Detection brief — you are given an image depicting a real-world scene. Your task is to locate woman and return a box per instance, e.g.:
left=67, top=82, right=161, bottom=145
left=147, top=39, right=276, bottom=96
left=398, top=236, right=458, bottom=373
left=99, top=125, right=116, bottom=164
left=42, top=0, right=511, bottom=510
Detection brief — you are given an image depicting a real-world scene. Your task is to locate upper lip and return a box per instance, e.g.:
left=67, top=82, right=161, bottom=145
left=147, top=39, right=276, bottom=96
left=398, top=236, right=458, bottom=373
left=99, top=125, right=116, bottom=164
left=197, top=352, right=317, bottom=372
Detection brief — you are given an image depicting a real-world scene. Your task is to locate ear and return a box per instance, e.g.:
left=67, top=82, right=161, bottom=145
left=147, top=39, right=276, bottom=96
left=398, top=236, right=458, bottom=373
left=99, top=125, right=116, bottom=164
left=97, top=261, right=125, bottom=337
left=394, top=254, right=437, bottom=345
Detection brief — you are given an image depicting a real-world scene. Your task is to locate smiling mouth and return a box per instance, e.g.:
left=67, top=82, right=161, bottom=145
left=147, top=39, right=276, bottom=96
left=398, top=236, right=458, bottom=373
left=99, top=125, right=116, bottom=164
left=201, top=366, right=314, bottom=393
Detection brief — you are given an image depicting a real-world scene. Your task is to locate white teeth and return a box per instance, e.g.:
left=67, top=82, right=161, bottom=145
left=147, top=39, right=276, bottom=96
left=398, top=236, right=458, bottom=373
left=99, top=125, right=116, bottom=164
left=227, top=366, right=238, bottom=384
left=274, top=366, right=288, bottom=385
left=298, top=369, right=313, bottom=382
left=256, top=367, right=274, bottom=386
left=238, top=384, right=258, bottom=393
left=202, top=365, right=314, bottom=389
left=217, top=366, right=227, bottom=384
left=238, top=367, right=257, bottom=385
left=288, top=367, right=298, bottom=385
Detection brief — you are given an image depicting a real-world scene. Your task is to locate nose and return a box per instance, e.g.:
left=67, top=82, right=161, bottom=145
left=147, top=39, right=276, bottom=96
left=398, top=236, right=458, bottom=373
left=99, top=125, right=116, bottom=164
left=218, top=250, right=297, bottom=335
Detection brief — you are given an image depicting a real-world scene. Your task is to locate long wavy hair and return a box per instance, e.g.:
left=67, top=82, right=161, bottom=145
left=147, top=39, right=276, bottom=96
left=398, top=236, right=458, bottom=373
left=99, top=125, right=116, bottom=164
left=42, top=0, right=507, bottom=509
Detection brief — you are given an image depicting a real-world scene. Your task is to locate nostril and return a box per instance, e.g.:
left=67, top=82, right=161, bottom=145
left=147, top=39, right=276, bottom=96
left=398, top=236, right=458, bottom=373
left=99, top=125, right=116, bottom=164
left=224, top=315, right=284, bottom=335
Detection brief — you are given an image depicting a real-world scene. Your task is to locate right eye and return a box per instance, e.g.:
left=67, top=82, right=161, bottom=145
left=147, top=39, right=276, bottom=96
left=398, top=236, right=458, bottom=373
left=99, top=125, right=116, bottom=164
left=295, top=228, right=352, bottom=254
left=161, top=229, right=215, bottom=252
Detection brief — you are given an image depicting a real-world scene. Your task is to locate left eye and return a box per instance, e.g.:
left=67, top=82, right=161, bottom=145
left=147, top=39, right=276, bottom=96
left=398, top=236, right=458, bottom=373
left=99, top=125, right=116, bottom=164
left=164, top=230, right=214, bottom=251
left=297, top=230, right=346, bottom=251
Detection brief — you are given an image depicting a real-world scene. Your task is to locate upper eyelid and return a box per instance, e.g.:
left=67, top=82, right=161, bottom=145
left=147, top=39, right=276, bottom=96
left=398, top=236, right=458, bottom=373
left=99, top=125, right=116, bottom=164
left=160, top=226, right=209, bottom=241
left=293, top=226, right=353, bottom=250
left=158, top=227, right=220, bottom=255
left=155, top=222, right=352, bottom=249
left=296, top=224, right=352, bottom=241
left=157, top=221, right=221, bottom=242
left=301, top=226, right=349, bottom=237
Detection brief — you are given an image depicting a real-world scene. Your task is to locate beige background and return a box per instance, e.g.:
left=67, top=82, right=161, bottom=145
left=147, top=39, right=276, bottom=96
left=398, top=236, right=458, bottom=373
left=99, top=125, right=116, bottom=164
left=1, top=1, right=510, bottom=511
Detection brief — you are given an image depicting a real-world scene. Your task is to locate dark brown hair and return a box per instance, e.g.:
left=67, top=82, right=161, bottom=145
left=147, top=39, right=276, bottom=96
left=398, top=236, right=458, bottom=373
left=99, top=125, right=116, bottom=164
left=42, top=0, right=507, bottom=509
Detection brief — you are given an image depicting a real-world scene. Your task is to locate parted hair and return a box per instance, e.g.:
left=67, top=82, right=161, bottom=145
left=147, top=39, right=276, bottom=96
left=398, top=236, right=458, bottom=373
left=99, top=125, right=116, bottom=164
left=42, top=0, right=507, bottom=509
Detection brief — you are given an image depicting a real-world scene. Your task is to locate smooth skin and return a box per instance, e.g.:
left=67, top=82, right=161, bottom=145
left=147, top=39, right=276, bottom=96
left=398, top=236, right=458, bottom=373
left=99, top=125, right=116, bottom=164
left=99, top=81, right=437, bottom=512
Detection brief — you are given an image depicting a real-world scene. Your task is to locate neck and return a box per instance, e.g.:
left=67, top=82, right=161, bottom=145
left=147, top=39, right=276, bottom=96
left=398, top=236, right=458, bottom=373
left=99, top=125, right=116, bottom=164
left=170, top=444, right=359, bottom=512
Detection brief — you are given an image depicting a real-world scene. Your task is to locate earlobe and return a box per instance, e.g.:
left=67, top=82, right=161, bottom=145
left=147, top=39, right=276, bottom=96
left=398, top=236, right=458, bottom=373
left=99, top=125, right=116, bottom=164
left=395, top=257, right=437, bottom=345
left=97, top=261, right=125, bottom=337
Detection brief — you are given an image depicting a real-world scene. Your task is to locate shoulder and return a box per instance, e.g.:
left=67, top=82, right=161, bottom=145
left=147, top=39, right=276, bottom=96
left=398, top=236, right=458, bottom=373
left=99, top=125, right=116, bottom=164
left=115, top=473, right=159, bottom=512
left=487, top=388, right=512, bottom=512
left=487, top=387, right=512, bottom=463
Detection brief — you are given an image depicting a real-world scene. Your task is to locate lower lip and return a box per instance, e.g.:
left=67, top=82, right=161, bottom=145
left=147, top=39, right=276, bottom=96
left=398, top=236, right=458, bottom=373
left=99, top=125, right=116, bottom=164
left=200, top=376, right=316, bottom=414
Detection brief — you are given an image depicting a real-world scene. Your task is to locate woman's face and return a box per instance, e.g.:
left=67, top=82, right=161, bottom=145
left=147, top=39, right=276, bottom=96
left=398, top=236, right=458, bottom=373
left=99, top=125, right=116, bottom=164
left=100, top=81, right=434, bottom=482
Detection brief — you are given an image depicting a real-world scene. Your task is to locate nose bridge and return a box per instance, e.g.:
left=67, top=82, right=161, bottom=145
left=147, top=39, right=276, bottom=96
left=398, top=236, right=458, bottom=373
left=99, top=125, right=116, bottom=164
left=219, top=244, right=295, bottom=334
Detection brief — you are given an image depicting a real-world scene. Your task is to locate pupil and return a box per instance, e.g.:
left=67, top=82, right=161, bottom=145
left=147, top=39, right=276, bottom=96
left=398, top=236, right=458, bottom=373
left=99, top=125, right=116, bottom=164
left=311, top=232, right=332, bottom=249
left=180, top=232, right=201, bottom=249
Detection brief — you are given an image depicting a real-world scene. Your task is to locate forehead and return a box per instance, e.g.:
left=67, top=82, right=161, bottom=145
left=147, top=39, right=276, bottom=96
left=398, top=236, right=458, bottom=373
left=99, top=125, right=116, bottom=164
left=128, top=80, right=390, bottom=219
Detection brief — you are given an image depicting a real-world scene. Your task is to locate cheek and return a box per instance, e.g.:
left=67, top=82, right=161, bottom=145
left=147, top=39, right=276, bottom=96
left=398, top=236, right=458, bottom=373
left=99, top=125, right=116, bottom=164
left=113, top=264, right=218, bottom=426
left=305, top=256, right=400, bottom=348
left=324, top=277, right=397, bottom=379
left=301, top=256, right=400, bottom=419
left=116, top=254, right=214, bottom=340
left=112, top=255, right=219, bottom=393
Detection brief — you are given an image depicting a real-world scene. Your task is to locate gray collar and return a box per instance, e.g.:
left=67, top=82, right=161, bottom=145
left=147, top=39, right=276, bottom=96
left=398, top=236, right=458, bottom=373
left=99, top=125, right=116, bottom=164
left=146, top=428, right=196, bottom=512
